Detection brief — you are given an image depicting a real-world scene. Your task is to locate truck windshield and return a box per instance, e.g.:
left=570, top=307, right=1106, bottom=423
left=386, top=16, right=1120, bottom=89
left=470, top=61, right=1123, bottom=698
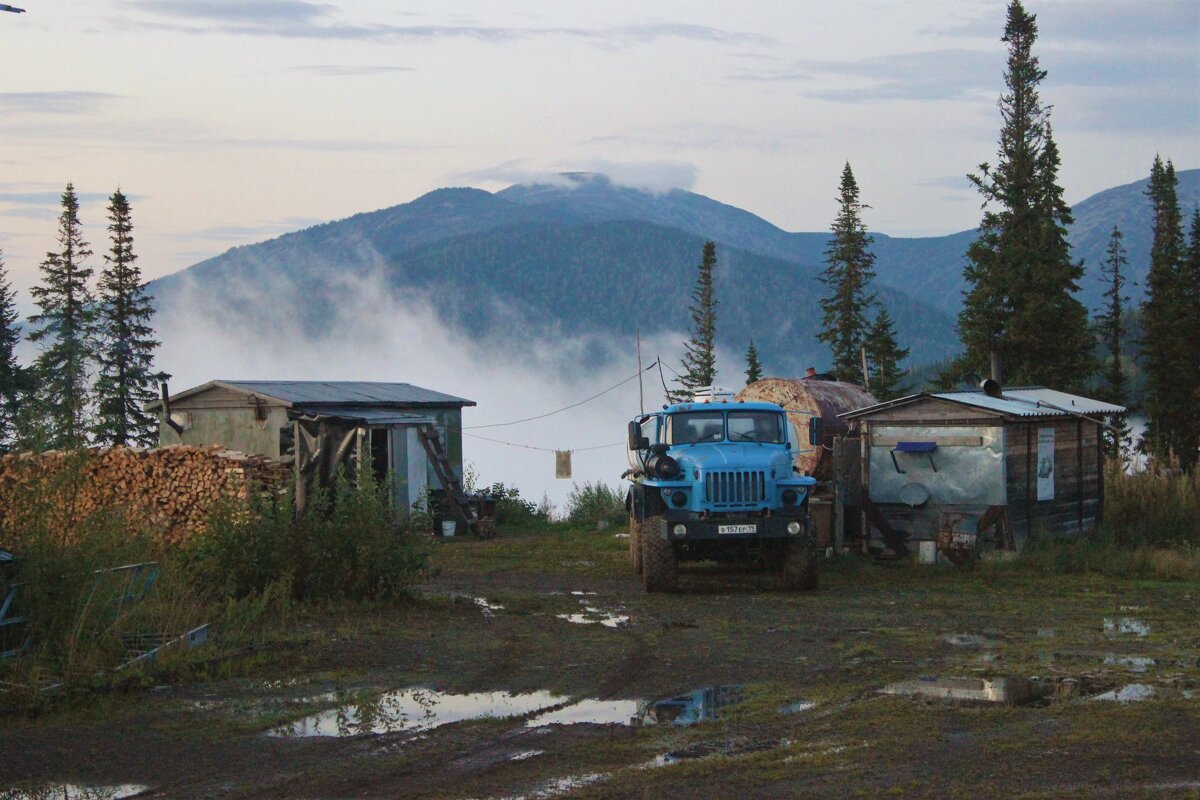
left=727, top=411, right=784, bottom=443
left=667, top=411, right=725, bottom=444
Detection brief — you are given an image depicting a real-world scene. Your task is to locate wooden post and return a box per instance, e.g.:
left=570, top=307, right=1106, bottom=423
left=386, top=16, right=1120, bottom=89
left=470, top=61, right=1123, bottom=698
left=833, top=436, right=845, bottom=552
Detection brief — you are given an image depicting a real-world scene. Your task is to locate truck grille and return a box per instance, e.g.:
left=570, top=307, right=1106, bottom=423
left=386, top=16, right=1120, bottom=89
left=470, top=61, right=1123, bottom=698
left=703, top=470, right=767, bottom=507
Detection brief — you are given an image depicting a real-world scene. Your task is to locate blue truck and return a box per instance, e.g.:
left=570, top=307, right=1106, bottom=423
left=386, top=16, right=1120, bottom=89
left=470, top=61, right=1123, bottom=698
left=625, top=395, right=821, bottom=592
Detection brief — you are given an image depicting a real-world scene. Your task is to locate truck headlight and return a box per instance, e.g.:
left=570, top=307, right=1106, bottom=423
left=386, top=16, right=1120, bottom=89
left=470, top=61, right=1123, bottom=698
left=671, top=491, right=687, bottom=507
left=781, top=489, right=798, bottom=506
left=672, top=524, right=687, bottom=536
left=787, top=521, right=802, bottom=535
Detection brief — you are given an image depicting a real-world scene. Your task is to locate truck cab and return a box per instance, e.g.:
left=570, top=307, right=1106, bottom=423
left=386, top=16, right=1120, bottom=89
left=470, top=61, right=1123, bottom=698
left=626, top=395, right=820, bottom=591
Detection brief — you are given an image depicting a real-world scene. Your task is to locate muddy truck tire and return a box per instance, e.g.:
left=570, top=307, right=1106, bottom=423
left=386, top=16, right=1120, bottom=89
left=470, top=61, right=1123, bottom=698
left=641, top=517, right=677, bottom=592
left=629, top=514, right=644, bottom=574
left=782, top=538, right=819, bottom=591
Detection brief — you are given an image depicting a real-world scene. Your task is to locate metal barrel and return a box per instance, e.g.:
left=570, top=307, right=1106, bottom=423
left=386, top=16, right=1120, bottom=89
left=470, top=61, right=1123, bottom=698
left=735, top=378, right=877, bottom=479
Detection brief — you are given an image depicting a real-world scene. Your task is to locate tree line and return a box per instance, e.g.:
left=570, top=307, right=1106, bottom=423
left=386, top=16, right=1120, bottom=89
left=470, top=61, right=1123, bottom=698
left=671, top=0, right=1198, bottom=471
left=0, top=184, right=163, bottom=453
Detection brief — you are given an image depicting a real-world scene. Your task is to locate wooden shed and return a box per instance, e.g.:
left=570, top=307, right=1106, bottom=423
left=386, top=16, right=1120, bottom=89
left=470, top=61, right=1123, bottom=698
left=148, top=380, right=476, bottom=510
left=840, top=387, right=1125, bottom=558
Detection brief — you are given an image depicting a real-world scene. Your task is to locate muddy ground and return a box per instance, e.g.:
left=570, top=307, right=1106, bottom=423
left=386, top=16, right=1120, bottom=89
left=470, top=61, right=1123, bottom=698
left=1, top=527, right=1198, bottom=799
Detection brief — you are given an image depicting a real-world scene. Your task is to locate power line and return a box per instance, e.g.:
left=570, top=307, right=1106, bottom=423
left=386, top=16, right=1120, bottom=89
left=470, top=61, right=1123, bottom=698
left=462, top=430, right=623, bottom=454
left=462, top=360, right=659, bottom=430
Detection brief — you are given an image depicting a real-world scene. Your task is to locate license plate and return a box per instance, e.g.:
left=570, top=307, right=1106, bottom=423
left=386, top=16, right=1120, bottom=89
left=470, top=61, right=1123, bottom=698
left=718, top=524, right=756, bottom=534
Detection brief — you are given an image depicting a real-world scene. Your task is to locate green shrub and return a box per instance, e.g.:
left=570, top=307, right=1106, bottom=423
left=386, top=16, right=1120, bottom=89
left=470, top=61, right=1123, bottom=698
left=182, top=470, right=428, bottom=603
left=483, top=482, right=551, bottom=529
left=564, top=480, right=626, bottom=527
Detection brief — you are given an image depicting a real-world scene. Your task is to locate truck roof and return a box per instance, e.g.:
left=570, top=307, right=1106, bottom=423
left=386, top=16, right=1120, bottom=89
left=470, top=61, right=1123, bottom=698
left=661, top=400, right=784, bottom=414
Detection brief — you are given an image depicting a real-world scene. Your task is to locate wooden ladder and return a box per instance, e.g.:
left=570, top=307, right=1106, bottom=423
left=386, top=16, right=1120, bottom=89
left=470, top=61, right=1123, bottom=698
left=416, top=424, right=475, bottom=532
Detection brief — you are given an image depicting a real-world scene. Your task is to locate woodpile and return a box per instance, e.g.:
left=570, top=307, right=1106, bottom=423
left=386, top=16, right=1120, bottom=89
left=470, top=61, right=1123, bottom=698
left=0, top=445, right=291, bottom=547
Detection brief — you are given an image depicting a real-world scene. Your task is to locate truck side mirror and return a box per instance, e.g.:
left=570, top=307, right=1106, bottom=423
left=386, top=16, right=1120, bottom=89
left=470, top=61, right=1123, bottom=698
left=628, top=421, right=650, bottom=451
left=808, top=416, right=824, bottom=448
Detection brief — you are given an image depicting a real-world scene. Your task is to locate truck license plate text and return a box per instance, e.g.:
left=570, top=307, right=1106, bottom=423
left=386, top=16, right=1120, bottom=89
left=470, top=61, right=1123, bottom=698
left=718, top=524, right=756, bottom=534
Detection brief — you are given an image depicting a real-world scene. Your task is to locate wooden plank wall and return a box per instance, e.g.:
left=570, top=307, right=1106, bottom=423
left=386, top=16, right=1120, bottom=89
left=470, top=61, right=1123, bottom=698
left=1006, top=417, right=1102, bottom=542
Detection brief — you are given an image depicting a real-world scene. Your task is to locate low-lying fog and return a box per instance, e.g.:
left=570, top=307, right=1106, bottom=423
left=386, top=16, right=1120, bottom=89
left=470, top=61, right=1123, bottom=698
left=155, top=270, right=748, bottom=514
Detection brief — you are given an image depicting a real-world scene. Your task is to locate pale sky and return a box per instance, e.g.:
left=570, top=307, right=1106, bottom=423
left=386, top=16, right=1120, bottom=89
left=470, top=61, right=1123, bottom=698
left=1, top=0, right=1196, bottom=299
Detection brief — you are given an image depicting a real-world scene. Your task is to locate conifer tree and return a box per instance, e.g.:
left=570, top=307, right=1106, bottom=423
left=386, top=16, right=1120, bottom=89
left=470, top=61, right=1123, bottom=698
left=744, top=339, right=762, bottom=386
left=818, top=162, right=876, bottom=381
left=1095, top=225, right=1131, bottom=461
left=864, top=308, right=910, bottom=401
left=27, top=183, right=95, bottom=449
left=1140, top=156, right=1196, bottom=469
left=0, top=250, right=25, bottom=451
left=93, top=189, right=163, bottom=447
left=958, top=1, right=1092, bottom=389
left=672, top=241, right=718, bottom=401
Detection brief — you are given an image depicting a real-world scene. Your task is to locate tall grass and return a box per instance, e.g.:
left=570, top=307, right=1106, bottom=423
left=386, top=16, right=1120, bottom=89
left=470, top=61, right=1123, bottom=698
left=1012, top=462, right=1200, bottom=581
left=1102, top=461, right=1200, bottom=547
left=0, top=455, right=428, bottom=707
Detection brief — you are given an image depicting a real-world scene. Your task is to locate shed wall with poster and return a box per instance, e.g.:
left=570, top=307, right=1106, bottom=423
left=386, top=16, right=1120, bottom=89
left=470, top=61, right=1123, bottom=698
left=841, top=388, right=1125, bottom=557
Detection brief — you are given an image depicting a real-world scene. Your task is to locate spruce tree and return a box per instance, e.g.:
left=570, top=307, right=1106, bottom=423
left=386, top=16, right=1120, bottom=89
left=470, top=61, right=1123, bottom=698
left=1095, top=225, right=1131, bottom=461
left=958, top=1, right=1092, bottom=389
left=1140, top=156, right=1195, bottom=468
left=672, top=241, right=718, bottom=401
left=864, top=308, right=910, bottom=401
left=27, top=183, right=95, bottom=449
left=93, top=189, right=163, bottom=447
left=0, top=250, right=25, bottom=451
left=818, top=162, right=876, bottom=381
left=744, top=339, right=762, bottom=386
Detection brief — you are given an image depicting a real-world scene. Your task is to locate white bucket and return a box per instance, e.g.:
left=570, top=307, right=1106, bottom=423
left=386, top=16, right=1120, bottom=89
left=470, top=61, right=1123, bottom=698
left=441, top=520, right=456, bottom=538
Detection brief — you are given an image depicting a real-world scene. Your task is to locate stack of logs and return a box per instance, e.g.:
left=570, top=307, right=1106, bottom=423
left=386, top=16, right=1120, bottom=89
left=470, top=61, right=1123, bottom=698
left=0, top=445, right=291, bottom=546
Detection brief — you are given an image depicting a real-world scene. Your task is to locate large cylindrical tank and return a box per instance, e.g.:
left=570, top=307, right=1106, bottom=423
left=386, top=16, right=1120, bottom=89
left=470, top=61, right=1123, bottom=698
left=736, top=378, right=878, bottom=479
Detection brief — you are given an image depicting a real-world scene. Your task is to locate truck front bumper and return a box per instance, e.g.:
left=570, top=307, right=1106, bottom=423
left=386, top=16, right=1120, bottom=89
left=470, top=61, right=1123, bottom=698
left=657, top=511, right=810, bottom=541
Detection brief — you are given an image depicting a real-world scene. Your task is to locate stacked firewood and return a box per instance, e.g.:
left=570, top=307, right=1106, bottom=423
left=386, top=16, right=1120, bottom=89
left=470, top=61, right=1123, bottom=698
left=0, top=445, right=290, bottom=546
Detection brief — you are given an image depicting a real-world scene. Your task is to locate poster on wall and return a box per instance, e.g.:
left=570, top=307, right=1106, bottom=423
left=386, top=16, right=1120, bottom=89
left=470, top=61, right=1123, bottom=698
left=1037, top=427, right=1055, bottom=500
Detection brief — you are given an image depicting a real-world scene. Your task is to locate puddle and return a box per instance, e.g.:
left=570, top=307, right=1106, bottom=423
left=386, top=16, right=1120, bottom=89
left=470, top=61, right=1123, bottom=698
left=778, top=701, right=817, bottom=715
left=526, top=698, right=641, bottom=727
left=881, top=676, right=1050, bottom=706
left=613, top=533, right=630, bottom=539
left=555, top=607, right=629, bottom=628
left=1104, top=618, right=1151, bottom=636
left=0, top=786, right=149, bottom=799
left=637, top=685, right=743, bottom=726
left=1103, top=655, right=1156, bottom=673
left=651, top=737, right=791, bottom=766
left=569, top=591, right=597, bottom=596
left=1036, top=628, right=1056, bottom=639
left=269, top=687, right=564, bottom=737
left=474, top=773, right=609, bottom=800
left=510, top=750, right=544, bottom=761
left=943, top=634, right=997, bottom=648
left=1092, top=684, right=1156, bottom=703
left=474, top=598, right=505, bottom=616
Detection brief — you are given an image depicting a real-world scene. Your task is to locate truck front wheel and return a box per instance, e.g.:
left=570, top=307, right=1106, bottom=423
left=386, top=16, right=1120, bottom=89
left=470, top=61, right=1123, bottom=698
left=782, top=538, right=819, bottom=591
left=629, top=514, right=643, bottom=574
left=641, top=517, right=677, bottom=592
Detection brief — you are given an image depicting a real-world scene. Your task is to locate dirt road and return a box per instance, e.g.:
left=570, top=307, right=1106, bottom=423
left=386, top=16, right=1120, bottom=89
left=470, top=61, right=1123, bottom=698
left=2, top=528, right=1198, bottom=799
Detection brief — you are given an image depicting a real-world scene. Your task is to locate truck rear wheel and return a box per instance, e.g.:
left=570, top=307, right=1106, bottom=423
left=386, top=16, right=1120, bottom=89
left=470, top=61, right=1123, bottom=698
left=629, top=514, right=643, bottom=574
left=782, top=539, right=819, bottom=591
left=641, top=517, right=677, bottom=592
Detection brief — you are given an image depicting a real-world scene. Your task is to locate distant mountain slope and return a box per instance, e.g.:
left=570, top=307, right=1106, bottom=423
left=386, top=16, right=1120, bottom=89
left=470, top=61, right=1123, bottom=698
left=150, top=168, right=1197, bottom=373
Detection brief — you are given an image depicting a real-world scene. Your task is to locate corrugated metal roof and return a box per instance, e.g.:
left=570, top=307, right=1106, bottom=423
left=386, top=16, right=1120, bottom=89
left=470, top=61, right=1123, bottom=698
left=221, top=380, right=475, bottom=407
left=842, top=386, right=1126, bottom=420
left=932, top=387, right=1126, bottom=417
left=290, top=406, right=434, bottom=425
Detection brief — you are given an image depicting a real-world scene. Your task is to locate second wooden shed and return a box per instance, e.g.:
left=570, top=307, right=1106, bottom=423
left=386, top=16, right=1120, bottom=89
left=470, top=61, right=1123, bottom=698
left=840, top=387, right=1125, bottom=559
